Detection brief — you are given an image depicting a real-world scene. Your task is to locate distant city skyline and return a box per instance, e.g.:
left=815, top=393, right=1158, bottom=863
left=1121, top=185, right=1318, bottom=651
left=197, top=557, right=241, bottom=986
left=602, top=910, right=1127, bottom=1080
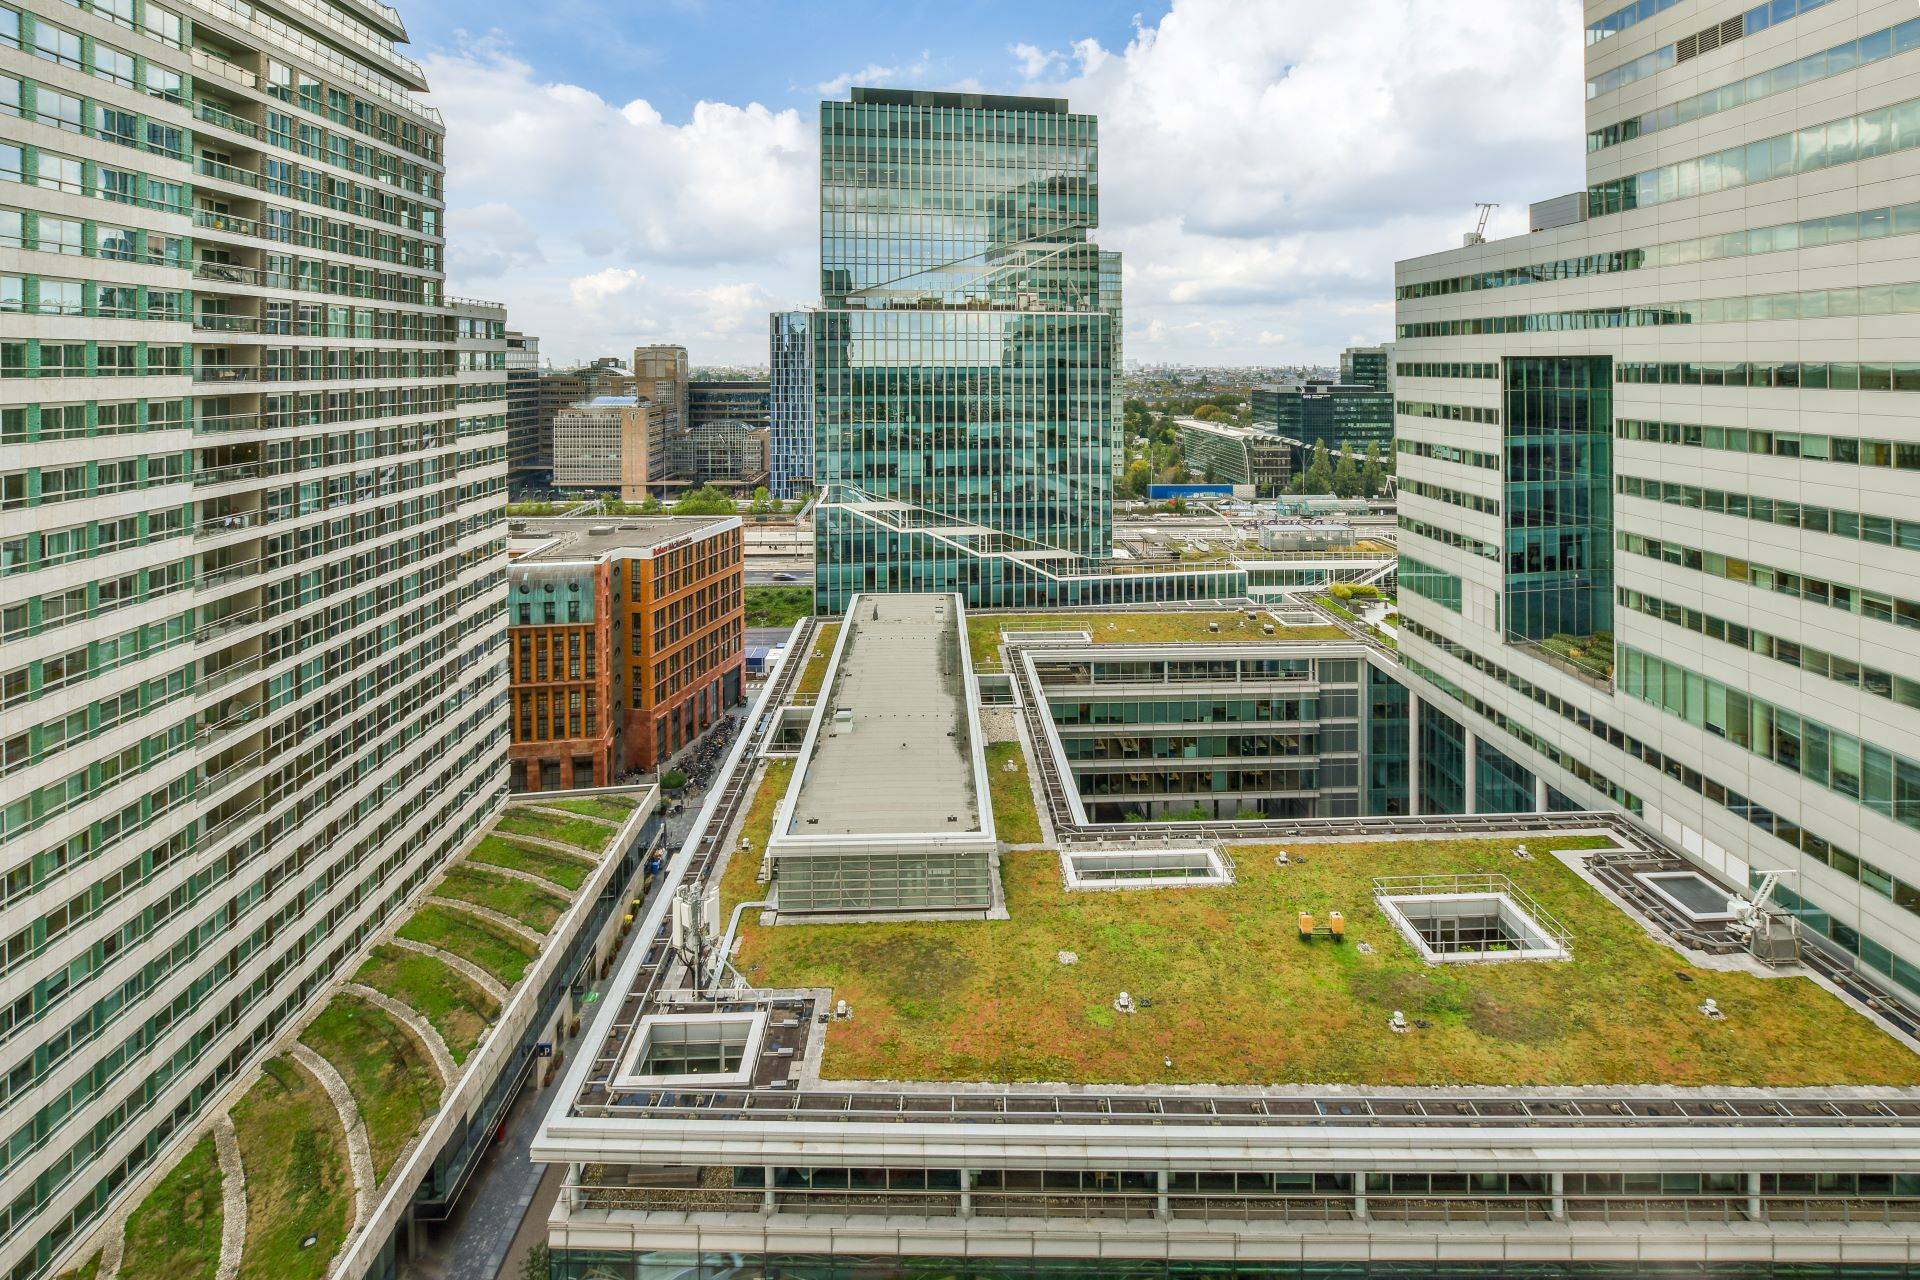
left=419, top=0, right=1587, bottom=366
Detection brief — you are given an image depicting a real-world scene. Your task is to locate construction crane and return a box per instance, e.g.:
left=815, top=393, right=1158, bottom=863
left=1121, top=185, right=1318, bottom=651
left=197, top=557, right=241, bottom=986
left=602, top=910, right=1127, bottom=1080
left=1463, top=202, right=1499, bottom=247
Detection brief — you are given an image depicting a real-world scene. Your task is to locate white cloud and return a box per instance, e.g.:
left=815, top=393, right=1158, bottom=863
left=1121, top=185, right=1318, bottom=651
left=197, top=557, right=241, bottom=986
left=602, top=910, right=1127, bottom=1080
left=1040, top=0, right=1585, bottom=363
left=1009, top=42, right=1060, bottom=79
left=814, top=51, right=931, bottom=97
left=429, top=1, right=1585, bottom=366
left=558, top=268, right=782, bottom=351
left=424, top=35, right=814, bottom=361
left=446, top=201, right=544, bottom=279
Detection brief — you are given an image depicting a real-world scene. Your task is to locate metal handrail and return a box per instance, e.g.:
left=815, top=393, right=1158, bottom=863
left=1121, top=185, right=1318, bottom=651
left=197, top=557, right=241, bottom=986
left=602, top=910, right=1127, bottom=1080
left=558, top=1178, right=1920, bottom=1228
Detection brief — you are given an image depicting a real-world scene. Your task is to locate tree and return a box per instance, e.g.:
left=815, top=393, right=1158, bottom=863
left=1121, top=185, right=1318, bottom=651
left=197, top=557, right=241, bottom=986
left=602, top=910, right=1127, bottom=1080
left=1124, top=458, right=1153, bottom=497
left=671, top=484, right=737, bottom=515
left=1361, top=442, right=1386, bottom=498
left=1332, top=438, right=1361, bottom=498
left=1192, top=403, right=1221, bottom=422
left=1300, top=439, right=1334, bottom=495
left=749, top=485, right=774, bottom=516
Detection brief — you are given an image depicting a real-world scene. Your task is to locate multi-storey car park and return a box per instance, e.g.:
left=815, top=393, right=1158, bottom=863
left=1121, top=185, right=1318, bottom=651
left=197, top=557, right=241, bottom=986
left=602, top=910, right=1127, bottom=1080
left=1392, top=0, right=1920, bottom=1010
left=534, top=599, right=1920, bottom=1280
left=0, top=0, right=510, bottom=1273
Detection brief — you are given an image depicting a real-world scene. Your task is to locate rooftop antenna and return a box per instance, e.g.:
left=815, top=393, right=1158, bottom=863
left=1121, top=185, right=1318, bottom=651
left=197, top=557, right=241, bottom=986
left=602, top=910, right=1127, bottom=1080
left=1463, top=202, right=1498, bottom=248
left=670, top=878, right=721, bottom=995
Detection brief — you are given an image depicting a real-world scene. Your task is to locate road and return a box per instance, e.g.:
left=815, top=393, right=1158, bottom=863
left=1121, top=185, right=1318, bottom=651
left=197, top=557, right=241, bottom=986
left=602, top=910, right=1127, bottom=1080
left=402, top=705, right=751, bottom=1280
left=745, top=560, right=811, bottom=585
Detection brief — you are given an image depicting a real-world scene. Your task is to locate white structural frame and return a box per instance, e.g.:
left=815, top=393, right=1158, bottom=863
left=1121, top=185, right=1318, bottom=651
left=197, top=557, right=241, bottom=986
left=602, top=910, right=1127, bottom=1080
left=766, top=592, right=998, bottom=868
left=615, top=1009, right=771, bottom=1090
left=1060, top=846, right=1234, bottom=890
left=1636, top=869, right=1741, bottom=923
left=1377, top=890, right=1569, bottom=964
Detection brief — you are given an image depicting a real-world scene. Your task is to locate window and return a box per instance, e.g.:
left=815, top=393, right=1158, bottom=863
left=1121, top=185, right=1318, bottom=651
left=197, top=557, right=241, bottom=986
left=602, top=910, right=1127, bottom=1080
left=38, top=281, right=82, bottom=316
left=144, top=63, right=182, bottom=100
left=0, top=74, right=17, bottom=117
left=37, top=89, right=83, bottom=133
left=33, top=20, right=81, bottom=68
left=37, top=217, right=81, bottom=256
left=41, top=344, right=84, bottom=377
left=0, top=276, right=20, bottom=312
left=145, top=123, right=182, bottom=157
left=141, top=4, right=181, bottom=46
left=96, top=0, right=134, bottom=26
left=92, top=43, right=135, bottom=86
left=35, top=153, right=83, bottom=195
left=146, top=290, right=181, bottom=321
left=0, top=210, right=17, bottom=247
left=97, top=225, right=135, bottom=260
left=96, top=107, right=138, bottom=145
left=0, top=144, right=17, bottom=184
left=97, top=286, right=136, bottom=318
left=0, top=6, right=17, bottom=49
left=97, top=167, right=137, bottom=204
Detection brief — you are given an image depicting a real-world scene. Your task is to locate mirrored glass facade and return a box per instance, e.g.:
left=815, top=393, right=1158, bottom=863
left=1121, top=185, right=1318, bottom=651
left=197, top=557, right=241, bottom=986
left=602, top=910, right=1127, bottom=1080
left=811, top=88, right=1115, bottom=612
left=1501, top=356, right=1613, bottom=647
left=768, top=310, right=815, bottom=499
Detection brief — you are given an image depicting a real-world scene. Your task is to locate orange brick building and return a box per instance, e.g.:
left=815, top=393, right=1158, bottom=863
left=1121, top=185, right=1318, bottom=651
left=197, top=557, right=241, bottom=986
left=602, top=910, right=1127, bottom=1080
left=507, top=517, right=743, bottom=792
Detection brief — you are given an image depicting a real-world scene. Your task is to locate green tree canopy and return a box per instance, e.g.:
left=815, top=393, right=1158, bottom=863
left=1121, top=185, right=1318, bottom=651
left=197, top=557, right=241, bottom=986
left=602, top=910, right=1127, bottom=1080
left=1360, top=442, right=1386, bottom=499
left=670, top=485, right=736, bottom=515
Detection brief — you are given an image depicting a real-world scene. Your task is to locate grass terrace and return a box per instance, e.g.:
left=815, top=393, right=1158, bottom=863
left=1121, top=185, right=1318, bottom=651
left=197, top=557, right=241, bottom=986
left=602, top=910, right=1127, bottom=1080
left=967, top=611, right=1346, bottom=671
left=233, top=1057, right=351, bottom=1280
left=355, top=944, right=498, bottom=1063
left=531, top=794, right=640, bottom=824
left=299, top=995, right=443, bottom=1180
left=493, top=808, right=613, bottom=852
left=721, top=758, right=794, bottom=913
left=721, top=786, right=1920, bottom=1087
left=794, top=621, right=842, bottom=697
left=437, top=863, right=569, bottom=933
left=399, top=902, right=539, bottom=988
left=469, top=834, right=595, bottom=890
left=66, top=796, right=635, bottom=1280
left=985, top=741, right=1043, bottom=845
left=114, top=1135, right=222, bottom=1280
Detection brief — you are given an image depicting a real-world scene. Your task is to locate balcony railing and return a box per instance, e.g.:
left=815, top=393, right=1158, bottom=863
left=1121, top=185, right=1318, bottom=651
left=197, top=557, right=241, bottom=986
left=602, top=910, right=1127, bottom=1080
left=193, top=99, right=260, bottom=138
left=174, top=0, right=440, bottom=124
left=191, top=210, right=441, bottom=276
left=194, top=259, right=435, bottom=306
left=187, top=44, right=257, bottom=89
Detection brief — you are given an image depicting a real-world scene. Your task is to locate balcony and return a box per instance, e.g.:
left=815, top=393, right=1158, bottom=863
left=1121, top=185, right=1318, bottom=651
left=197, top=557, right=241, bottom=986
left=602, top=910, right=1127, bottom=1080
left=193, top=99, right=260, bottom=139
left=187, top=44, right=257, bottom=90
left=193, top=509, right=269, bottom=538
left=174, top=0, right=438, bottom=113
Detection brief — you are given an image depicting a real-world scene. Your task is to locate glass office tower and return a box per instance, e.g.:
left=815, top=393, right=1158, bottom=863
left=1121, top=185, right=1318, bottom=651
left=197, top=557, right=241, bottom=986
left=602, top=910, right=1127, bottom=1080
left=1394, top=0, right=1920, bottom=996
left=767, top=309, right=814, bottom=500
left=812, top=88, right=1117, bottom=612
left=0, top=0, right=507, bottom=1272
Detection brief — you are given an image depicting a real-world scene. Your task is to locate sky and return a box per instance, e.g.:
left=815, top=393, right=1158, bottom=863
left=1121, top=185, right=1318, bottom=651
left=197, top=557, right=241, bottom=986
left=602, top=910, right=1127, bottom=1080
left=408, top=0, right=1589, bottom=368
